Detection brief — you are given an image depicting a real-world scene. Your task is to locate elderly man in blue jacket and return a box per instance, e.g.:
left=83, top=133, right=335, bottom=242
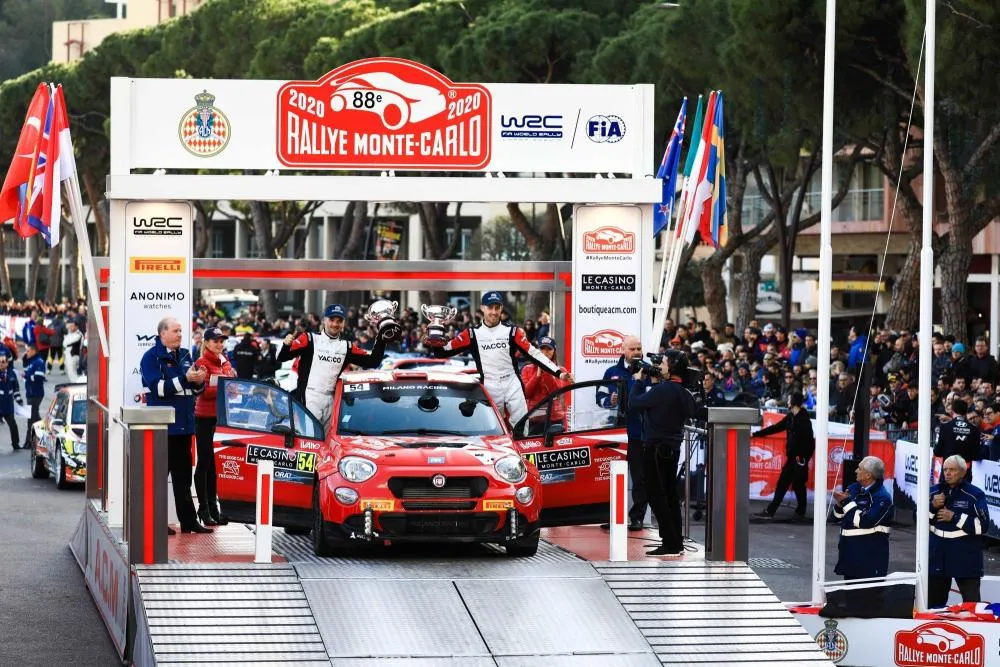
left=21, top=343, right=46, bottom=448
left=832, top=455, right=893, bottom=580
left=597, top=335, right=649, bottom=531
left=928, top=454, right=990, bottom=608
left=140, top=317, right=210, bottom=535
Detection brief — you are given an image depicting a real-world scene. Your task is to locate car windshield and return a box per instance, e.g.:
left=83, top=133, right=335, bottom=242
left=71, top=398, right=87, bottom=424
left=337, top=382, right=504, bottom=437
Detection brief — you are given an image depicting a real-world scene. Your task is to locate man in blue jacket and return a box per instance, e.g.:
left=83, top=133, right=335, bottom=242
left=928, top=455, right=990, bottom=607
left=21, top=343, right=46, bottom=448
left=141, top=317, right=210, bottom=535
left=598, top=335, right=648, bottom=531
left=832, top=455, right=893, bottom=580
left=0, top=355, right=22, bottom=450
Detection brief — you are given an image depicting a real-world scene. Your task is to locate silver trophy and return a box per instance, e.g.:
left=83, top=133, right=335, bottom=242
left=421, top=304, right=457, bottom=347
left=365, top=299, right=403, bottom=342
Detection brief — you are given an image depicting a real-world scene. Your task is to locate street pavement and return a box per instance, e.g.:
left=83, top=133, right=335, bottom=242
left=0, top=379, right=118, bottom=667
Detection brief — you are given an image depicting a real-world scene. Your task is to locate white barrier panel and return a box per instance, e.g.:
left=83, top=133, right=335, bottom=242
left=255, top=460, right=274, bottom=563
left=971, top=457, right=1000, bottom=540
left=82, top=503, right=129, bottom=659
left=609, top=460, right=628, bottom=561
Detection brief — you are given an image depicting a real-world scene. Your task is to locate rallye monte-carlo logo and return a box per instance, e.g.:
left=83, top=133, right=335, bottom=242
left=581, top=329, right=625, bottom=357
left=277, top=57, right=492, bottom=170
left=895, top=622, right=984, bottom=667
left=582, top=226, right=635, bottom=254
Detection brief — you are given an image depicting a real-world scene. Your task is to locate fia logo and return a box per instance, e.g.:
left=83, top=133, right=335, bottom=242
left=586, top=115, right=626, bottom=143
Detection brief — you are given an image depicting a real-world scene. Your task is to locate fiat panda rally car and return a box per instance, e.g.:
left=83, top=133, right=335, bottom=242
left=213, top=371, right=628, bottom=557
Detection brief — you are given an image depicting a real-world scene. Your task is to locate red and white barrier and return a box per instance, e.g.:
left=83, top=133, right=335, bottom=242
left=608, top=460, right=628, bottom=561
left=254, top=460, right=274, bottom=563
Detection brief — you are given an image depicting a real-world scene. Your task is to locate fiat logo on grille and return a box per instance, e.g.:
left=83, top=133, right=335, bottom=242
left=432, top=474, right=446, bottom=488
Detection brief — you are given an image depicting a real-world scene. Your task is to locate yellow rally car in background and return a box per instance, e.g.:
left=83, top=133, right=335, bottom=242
left=30, top=383, right=88, bottom=489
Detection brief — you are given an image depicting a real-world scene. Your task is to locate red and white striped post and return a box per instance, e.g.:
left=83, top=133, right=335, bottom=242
left=608, top=460, right=628, bottom=561
left=255, top=460, right=274, bottom=563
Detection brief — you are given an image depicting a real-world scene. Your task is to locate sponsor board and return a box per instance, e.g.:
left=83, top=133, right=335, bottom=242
left=572, top=206, right=643, bottom=383
left=123, top=201, right=193, bottom=407
left=895, top=622, right=984, bottom=667
left=246, top=444, right=316, bottom=473
left=127, top=66, right=652, bottom=174
left=84, top=506, right=129, bottom=658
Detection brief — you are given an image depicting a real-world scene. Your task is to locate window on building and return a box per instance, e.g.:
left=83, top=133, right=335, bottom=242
left=445, top=228, right=475, bottom=260
left=247, top=234, right=265, bottom=259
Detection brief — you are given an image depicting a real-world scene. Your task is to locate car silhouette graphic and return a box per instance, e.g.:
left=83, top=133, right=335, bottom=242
left=329, top=72, right=447, bottom=131
left=594, top=228, right=626, bottom=244
left=749, top=446, right=773, bottom=463
left=594, top=332, right=623, bottom=347
left=916, top=626, right=966, bottom=652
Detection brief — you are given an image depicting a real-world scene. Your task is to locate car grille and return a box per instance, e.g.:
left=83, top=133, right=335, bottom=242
left=401, top=500, right=478, bottom=511
left=388, top=476, right=489, bottom=499
left=379, top=512, right=499, bottom=537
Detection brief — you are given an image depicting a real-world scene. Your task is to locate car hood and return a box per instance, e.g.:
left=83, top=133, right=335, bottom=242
left=338, top=434, right=516, bottom=466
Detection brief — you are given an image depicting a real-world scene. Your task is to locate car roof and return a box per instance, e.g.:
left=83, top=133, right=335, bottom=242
left=341, top=369, right=481, bottom=385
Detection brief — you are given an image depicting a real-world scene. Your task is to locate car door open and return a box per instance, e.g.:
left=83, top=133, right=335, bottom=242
left=511, top=378, right=628, bottom=527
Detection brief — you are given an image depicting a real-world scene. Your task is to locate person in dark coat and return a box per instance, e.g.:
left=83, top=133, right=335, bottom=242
left=254, top=338, right=280, bottom=381
left=832, top=455, right=893, bottom=579
left=753, top=392, right=815, bottom=520
left=934, top=398, right=983, bottom=482
left=928, top=455, right=990, bottom=608
left=231, top=333, right=261, bottom=379
left=21, top=343, right=46, bottom=448
left=140, top=317, right=211, bottom=535
left=0, top=355, right=22, bottom=450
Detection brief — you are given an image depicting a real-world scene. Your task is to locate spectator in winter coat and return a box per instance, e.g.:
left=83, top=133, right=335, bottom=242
left=0, top=355, right=22, bottom=450
left=62, top=320, right=84, bottom=382
left=928, top=455, right=990, bottom=607
left=193, top=327, right=236, bottom=527
left=254, top=338, right=280, bottom=380
left=967, top=337, right=999, bottom=384
left=847, top=326, right=868, bottom=373
left=21, top=343, right=46, bottom=448
left=231, top=333, right=260, bottom=379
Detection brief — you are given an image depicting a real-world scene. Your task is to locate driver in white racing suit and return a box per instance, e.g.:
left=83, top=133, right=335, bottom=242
left=432, top=291, right=572, bottom=426
left=277, top=304, right=386, bottom=431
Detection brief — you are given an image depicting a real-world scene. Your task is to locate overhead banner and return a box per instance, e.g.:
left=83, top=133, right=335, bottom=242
left=572, top=205, right=644, bottom=382
left=121, top=58, right=652, bottom=174
left=123, top=201, right=194, bottom=407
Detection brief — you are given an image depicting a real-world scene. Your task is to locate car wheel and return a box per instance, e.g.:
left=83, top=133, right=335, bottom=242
left=30, top=437, right=47, bottom=479
left=55, top=448, right=69, bottom=489
left=311, top=482, right=337, bottom=557
left=284, top=526, right=311, bottom=536
left=505, top=531, right=540, bottom=557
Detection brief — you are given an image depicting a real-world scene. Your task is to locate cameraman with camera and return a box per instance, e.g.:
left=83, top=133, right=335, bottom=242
left=628, top=349, right=698, bottom=558
left=598, top=336, right=650, bottom=531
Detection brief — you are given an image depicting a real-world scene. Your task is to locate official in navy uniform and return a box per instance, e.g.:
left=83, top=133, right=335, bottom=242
left=832, top=455, right=893, bottom=580
left=928, top=455, right=990, bottom=608
left=0, top=355, right=22, bottom=450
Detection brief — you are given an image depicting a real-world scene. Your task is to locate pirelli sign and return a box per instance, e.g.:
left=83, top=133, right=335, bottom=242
left=129, top=257, right=186, bottom=273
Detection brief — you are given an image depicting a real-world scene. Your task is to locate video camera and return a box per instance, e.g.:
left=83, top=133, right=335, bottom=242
left=627, top=352, right=665, bottom=378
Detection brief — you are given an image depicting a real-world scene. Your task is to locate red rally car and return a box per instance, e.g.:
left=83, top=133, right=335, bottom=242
left=213, top=370, right=629, bottom=557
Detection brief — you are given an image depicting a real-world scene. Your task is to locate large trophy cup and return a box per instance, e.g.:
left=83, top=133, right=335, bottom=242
left=365, top=299, right=403, bottom=342
left=421, top=304, right=457, bottom=348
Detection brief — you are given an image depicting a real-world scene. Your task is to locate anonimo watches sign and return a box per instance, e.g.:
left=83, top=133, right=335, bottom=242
left=277, top=58, right=491, bottom=170
left=123, top=201, right=194, bottom=407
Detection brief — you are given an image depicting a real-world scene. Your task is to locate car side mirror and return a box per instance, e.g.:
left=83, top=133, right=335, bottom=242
left=543, top=422, right=564, bottom=447
left=271, top=423, right=295, bottom=449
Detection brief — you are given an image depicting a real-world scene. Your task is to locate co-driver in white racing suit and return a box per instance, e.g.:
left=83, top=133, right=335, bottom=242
left=277, top=304, right=386, bottom=431
left=431, top=291, right=572, bottom=426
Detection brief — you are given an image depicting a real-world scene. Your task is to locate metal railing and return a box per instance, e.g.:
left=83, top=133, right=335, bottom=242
left=741, top=187, right=886, bottom=228
left=682, top=424, right=707, bottom=539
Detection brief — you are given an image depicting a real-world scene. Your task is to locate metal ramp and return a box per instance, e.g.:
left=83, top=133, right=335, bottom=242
left=596, top=560, right=834, bottom=666
left=132, top=563, right=329, bottom=665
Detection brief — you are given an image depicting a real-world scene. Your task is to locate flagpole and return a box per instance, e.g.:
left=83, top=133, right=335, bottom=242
left=812, top=0, right=836, bottom=604
left=65, top=169, right=109, bottom=356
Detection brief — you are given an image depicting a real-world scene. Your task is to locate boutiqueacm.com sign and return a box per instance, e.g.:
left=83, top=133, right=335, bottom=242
left=572, top=205, right=644, bottom=384
left=123, top=201, right=194, bottom=407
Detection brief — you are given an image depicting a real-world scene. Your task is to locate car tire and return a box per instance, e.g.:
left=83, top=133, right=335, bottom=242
left=284, top=526, right=311, bottom=537
left=505, top=531, right=540, bottom=557
left=55, top=448, right=69, bottom=489
left=30, top=437, right=47, bottom=479
left=312, top=482, right=344, bottom=557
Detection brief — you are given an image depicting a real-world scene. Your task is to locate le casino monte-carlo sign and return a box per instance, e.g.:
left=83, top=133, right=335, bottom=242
left=125, top=57, right=649, bottom=174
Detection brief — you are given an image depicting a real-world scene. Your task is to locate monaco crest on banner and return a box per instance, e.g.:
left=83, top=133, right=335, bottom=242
left=276, top=58, right=492, bottom=170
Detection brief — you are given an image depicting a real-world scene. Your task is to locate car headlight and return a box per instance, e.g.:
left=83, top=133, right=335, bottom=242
left=339, top=456, right=377, bottom=483
left=494, top=455, right=526, bottom=484
left=515, top=487, right=534, bottom=505
left=335, top=487, right=359, bottom=505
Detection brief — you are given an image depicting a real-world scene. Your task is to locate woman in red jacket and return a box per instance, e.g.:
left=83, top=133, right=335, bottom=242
left=193, top=327, right=236, bottom=526
left=520, top=336, right=568, bottom=434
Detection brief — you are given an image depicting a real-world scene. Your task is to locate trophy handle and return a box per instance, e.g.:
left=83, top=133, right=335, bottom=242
left=446, top=305, right=458, bottom=321
left=420, top=304, right=431, bottom=318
